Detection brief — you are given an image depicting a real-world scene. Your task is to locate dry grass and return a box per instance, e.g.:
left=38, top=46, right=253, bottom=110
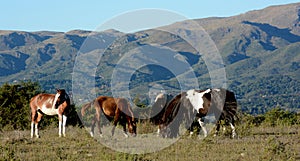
left=0, top=125, right=299, bottom=161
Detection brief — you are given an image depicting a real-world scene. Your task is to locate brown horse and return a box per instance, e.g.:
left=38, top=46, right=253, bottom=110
left=150, top=93, right=175, bottom=135
left=30, top=89, right=70, bottom=138
left=157, top=92, right=194, bottom=138
left=81, top=96, right=137, bottom=138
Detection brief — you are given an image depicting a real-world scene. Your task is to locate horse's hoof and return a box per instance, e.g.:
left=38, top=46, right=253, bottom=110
left=90, top=132, right=94, bottom=137
left=123, top=133, right=129, bottom=138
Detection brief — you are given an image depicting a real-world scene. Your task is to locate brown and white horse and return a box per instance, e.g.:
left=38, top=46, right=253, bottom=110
left=186, top=88, right=238, bottom=138
left=157, top=88, right=238, bottom=138
left=30, top=89, right=70, bottom=138
left=156, top=92, right=194, bottom=138
left=81, top=96, right=137, bottom=138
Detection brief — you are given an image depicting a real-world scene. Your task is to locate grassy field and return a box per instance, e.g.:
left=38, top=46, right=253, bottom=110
left=1, top=123, right=299, bottom=161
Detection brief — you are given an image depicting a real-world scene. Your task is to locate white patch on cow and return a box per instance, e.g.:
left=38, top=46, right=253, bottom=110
left=39, top=104, right=59, bottom=115
left=186, top=89, right=211, bottom=112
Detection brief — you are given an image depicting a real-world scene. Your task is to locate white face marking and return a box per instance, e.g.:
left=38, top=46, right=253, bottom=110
left=186, top=89, right=211, bottom=112
left=52, top=93, right=60, bottom=109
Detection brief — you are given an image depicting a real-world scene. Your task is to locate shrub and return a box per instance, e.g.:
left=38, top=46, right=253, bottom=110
left=263, top=107, right=298, bottom=126
left=0, top=81, right=42, bottom=130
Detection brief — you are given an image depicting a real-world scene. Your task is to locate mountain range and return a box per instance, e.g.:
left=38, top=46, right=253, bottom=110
left=0, top=2, right=299, bottom=114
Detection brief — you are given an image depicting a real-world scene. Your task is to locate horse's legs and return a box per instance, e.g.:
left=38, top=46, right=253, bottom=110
left=62, top=115, right=67, bottom=137
left=111, top=118, right=119, bottom=137
left=31, top=111, right=38, bottom=138
left=197, top=117, right=207, bottom=137
left=95, top=111, right=103, bottom=137
left=157, top=126, right=160, bottom=136
left=34, top=112, right=43, bottom=138
left=214, top=120, right=221, bottom=137
left=121, top=120, right=129, bottom=138
left=58, top=115, right=63, bottom=137
left=90, top=116, right=96, bottom=137
left=230, top=122, right=236, bottom=138
left=111, top=109, right=119, bottom=137
left=188, top=121, right=200, bottom=137
left=31, top=122, right=35, bottom=138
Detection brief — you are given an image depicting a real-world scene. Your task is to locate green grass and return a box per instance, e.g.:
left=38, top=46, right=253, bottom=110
left=1, top=124, right=299, bottom=161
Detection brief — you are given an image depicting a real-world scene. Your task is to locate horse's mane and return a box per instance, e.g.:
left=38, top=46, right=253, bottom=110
left=162, top=93, right=184, bottom=125
left=150, top=94, right=174, bottom=125
left=116, top=98, right=135, bottom=121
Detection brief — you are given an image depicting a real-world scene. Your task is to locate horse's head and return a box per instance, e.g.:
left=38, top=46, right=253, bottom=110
left=128, top=118, right=137, bottom=137
left=186, top=89, right=211, bottom=114
left=56, top=89, right=70, bottom=106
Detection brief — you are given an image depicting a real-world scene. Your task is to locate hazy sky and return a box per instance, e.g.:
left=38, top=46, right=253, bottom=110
left=1, top=0, right=299, bottom=32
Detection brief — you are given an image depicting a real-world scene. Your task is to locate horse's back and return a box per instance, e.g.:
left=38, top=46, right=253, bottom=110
left=30, top=93, right=55, bottom=109
left=96, top=96, right=118, bottom=117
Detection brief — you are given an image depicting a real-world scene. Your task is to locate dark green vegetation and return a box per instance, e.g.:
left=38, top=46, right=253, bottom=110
left=0, top=81, right=42, bottom=130
left=1, top=3, right=300, bottom=114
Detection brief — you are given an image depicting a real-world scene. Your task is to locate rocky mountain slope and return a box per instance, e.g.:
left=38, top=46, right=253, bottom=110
left=0, top=2, right=299, bottom=113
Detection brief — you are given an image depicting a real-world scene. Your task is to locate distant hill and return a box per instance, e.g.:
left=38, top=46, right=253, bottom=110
left=0, top=3, right=299, bottom=114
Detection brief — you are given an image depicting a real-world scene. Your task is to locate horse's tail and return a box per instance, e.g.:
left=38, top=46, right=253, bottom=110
left=81, top=100, right=94, bottom=116
left=224, top=89, right=239, bottom=123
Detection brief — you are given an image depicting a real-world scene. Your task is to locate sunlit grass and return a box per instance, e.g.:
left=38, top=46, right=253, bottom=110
left=0, top=124, right=299, bottom=160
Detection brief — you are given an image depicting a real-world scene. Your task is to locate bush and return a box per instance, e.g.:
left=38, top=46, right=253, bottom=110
left=0, top=81, right=43, bottom=130
left=263, top=107, right=298, bottom=126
